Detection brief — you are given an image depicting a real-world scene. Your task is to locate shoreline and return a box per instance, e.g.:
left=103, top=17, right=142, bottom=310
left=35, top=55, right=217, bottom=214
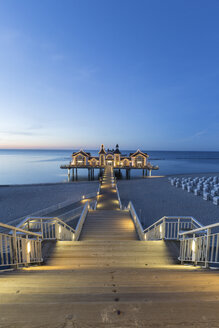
left=0, top=180, right=98, bottom=188
left=1, top=171, right=219, bottom=187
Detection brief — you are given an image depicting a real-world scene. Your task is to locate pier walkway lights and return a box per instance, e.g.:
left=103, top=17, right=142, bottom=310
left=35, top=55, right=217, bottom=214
left=59, top=225, right=62, bottom=234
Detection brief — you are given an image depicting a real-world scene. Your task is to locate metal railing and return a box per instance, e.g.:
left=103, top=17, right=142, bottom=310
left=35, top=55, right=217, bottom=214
left=179, top=223, right=219, bottom=267
left=16, top=202, right=90, bottom=241
left=0, top=201, right=91, bottom=270
left=127, top=206, right=204, bottom=243
left=128, top=201, right=145, bottom=240
left=7, top=191, right=97, bottom=228
left=0, top=222, right=42, bottom=268
left=58, top=205, right=84, bottom=223
left=116, top=184, right=122, bottom=210
left=81, top=192, right=97, bottom=200
left=17, top=217, right=75, bottom=241
left=74, top=202, right=89, bottom=240
left=144, top=216, right=203, bottom=241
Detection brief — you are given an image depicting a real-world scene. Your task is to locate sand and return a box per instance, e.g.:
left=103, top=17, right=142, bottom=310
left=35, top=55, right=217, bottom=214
left=118, top=173, right=219, bottom=228
left=0, top=181, right=98, bottom=225
left=1, top=172, right=219, bottom=229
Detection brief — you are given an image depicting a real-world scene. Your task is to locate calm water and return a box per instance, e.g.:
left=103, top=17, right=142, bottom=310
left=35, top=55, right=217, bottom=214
left=0, top=149, right=219, bottom=185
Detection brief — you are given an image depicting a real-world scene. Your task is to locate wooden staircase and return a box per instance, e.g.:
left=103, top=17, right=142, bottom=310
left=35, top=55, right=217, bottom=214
left=1, top=165, right=219, bottom=327
left=80, top=210, right=138, bottom=241
left=46, top=240, right=179, bottom=268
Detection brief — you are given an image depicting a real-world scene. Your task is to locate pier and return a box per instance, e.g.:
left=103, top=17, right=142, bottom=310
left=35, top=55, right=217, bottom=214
left=60, top=144, right=159, bottom=181
left=1, top=164, right=219, bottom=326
left=1, top=165, right=219, bottom=326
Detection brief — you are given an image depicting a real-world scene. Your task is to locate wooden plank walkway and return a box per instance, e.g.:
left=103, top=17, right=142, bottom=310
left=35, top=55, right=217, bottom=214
left=80, top=165, right=138, bottom=241
left=1, top=166, right=219, bottom=327
left=96, top=165, right=120, bottom=210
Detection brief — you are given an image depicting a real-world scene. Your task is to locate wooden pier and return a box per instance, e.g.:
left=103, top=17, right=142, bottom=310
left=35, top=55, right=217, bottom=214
left=60, top=164, right=156, bottom=181
left=60, top=144, right=158, bottom=181
left=1, top=165, right=219, bottom=327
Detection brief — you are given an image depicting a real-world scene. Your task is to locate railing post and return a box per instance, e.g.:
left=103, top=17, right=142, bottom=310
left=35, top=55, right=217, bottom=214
left=37, top=235, right=41, bottom=264
left=12, top=230, right=18, bottom=268
left=181, top=235, right=185, bottom=264
left=40, top=219, right=43, bottom=239
left=163, top=218, right=166, bottom=239
left=205, top=228, right=211, bottom=268
left=55, top=221, right=59, bottom=240
left=177, top=218, right=180, bottom=240
left=26, top=235, right=30, bottom=265
left=192, top=233, right=197, bottom=265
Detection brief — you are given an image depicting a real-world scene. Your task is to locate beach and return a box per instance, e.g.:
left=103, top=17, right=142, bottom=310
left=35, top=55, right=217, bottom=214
left=118, top=172, right=219, bottom=228
left=0, top=181, right=98, bottom=225
left=1, top=173, right=219, bottom=229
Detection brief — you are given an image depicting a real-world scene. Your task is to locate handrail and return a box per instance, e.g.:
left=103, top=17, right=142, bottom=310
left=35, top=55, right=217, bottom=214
left=7, top=190, right=98, bottom=227
left=82, top=192, right=97, bottom=200
left=143, top=217, right=164, bottom=233
left=16, top=216, right=75, bottom=241
left=179, top=222, right=219, bottom=235
left=144, top=216, right=203, bottom=234
left=143, top=216, right=203, bottom=241
left=116, top=184, right=122, bottom=210
left=0, top=222, right=42, bottom=269
left=0, top=200, right=92, bottom=270
left=58, top=205, right=84, bottom=222
left=0, top=222, right=42, bottom=237
left=179, top=221, right=219, bottom=267
left=18, top=216, right=75, bottom=231
left=127, top=201, right=145, bottom=240
left=74, top=202, right=89, bottom=241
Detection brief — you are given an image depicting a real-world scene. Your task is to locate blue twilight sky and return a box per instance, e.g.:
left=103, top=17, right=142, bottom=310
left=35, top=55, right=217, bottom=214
left=0, top=0, right=219, bottom=151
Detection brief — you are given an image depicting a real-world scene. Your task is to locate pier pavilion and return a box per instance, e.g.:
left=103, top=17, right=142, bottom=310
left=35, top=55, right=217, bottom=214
left=61, top=144, right=159, bottom=180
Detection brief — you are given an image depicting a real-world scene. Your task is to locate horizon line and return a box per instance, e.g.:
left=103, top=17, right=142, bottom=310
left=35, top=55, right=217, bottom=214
left=0, top=148, right=219, bottom=152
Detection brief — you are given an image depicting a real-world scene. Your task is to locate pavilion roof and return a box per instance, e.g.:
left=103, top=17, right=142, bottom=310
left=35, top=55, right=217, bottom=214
left=130, top=149, right=149, bottom=158
left=72, top=149, right=90, bottom=157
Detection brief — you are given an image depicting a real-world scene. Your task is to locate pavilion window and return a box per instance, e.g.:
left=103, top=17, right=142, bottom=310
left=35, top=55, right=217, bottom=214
left=135, top=156, right=144, bottom=167
left=76, top=155, right=85, bottom=165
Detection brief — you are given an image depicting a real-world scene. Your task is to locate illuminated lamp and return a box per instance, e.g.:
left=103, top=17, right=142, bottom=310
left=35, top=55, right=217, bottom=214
left=192, top=239, right=196, bottom=252
left=27, top=241, right=31, bottom=254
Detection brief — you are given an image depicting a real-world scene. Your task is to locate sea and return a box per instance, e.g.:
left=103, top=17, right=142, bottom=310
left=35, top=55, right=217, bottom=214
left=0, top=149, right=219, bottom=185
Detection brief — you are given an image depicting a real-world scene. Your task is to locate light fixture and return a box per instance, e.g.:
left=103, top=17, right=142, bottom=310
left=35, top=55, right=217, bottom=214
left=59, top=225, right=62, bottom=234
left=192, top=239, right=196, bottom=252
left=27, top=241, right=31, bottom=254
left=159, top=225, right=162, bottom=233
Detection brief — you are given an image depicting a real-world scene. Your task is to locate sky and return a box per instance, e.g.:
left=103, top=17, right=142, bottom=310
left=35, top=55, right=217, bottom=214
left=0, top=0, right=219, bottom=151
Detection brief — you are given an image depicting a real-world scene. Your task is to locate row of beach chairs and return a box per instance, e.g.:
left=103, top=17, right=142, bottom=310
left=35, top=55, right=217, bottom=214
left=169, top=176, right=219, bottom=206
